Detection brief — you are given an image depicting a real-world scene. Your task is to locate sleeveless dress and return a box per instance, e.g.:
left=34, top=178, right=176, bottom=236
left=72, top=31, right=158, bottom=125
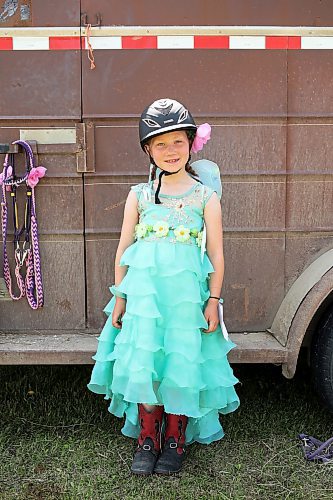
left=87, top=181, right=240, bottom=445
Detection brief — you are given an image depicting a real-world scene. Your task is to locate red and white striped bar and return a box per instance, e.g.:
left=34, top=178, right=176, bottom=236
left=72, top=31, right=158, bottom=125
left=0, top=26, right=333, bottom=51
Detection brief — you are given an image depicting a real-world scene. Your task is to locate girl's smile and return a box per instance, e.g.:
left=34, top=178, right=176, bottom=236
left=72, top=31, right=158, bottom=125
left=146, top=130, right=190, bottom=172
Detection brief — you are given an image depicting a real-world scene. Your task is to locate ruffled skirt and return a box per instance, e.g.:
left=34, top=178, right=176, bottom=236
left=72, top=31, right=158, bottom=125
left=87, top=240, right=240, bottom=444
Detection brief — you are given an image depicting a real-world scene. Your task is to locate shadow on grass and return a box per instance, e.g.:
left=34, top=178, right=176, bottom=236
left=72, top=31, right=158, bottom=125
left=1, top=362, right=332, bottom=499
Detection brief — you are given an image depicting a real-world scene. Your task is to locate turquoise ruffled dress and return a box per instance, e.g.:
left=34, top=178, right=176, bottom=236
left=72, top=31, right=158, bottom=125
left=87, top=181, right=239, bottom=445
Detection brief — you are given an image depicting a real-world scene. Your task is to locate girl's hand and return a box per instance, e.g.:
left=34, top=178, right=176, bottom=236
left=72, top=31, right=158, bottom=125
left=202, top=298, right=219, bottom=334
left=112, top=297, right=126, bottom=329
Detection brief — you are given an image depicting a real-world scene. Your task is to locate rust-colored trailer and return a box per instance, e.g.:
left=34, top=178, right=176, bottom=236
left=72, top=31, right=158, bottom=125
left=0, top=2, right=332, bottom=409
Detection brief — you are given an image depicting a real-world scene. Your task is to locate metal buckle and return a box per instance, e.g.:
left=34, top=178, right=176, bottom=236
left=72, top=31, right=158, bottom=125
left=301, top=437, right=311, bottom=448
left=15, top=242, right=30, bottom=267
left=169, top=442, right=177, bottom=449
left=143, top=444, right=151, bottom=451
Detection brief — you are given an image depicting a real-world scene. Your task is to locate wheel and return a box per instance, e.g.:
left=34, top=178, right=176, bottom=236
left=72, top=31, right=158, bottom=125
left=311, top=306, right=333, bottom=413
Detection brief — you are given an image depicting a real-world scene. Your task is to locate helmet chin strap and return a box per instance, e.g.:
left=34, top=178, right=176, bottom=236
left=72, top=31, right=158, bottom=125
left=155, top=168, right=181, bottom=204
left=148, top=151, right=191, bottom=204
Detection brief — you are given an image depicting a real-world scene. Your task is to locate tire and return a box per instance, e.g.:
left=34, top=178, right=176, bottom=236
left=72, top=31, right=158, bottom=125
left=311, top=306, right=333, bottom=413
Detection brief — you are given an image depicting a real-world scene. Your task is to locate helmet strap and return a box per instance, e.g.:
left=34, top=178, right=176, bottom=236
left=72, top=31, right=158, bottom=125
left=148, top=154, right=182, bottom=204
left=155, top=168, right=181, bottom=204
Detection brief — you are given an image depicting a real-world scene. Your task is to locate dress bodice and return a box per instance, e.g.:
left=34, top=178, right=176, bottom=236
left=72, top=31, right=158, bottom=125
left=131, top=181, right=215, bottom=247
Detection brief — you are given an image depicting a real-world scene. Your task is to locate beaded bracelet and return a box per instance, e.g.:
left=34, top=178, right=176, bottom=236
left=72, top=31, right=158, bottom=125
left=110, top=284, right=127, bottom=299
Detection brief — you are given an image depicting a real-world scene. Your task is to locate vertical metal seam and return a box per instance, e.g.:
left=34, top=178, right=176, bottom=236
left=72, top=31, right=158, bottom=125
left=80, top=0, right=88, bottom=328
left=284, top=48, right=289, bottom=299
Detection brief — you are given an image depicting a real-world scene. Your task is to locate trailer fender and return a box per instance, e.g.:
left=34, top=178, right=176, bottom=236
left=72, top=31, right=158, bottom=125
left=282, top=268, right=333, bottom=379
left=269, top=249, right=333, bottom=346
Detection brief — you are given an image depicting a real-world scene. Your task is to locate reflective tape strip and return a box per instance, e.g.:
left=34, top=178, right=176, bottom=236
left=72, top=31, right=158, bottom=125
left=0, top=35, right=331, bottom=50
left=229, top=35, right=266, bottom=49
left=301, top=36, right=333, bottom=49
left=194, top=35, right=229, bottom=49
left=0, top=37, right=12, bottom=49
left=12, top=36, right=49, bottom=50
left=122, top=36, right=157, bottom=49
left=288, top=36, right=302, bottom=49
left=49, top=36, right=81, bottom=50
left=88, top=36, right=121, bottom=49
left=157, top=35, right=194, bottom=49
left=0, top=26, right=333, bottom=50
left=264, top=36, right=301, bottom=49
left=265, top=36, right=289, bottom=49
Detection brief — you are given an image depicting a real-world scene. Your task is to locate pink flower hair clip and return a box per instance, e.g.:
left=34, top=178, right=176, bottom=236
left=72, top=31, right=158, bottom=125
left=27, top=166, right=47, bottom=188
left=191, top=123, right=211, bottom=154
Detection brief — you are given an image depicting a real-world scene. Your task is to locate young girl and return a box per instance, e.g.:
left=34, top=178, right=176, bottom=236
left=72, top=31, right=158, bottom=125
left=87, top=98, right=240, bottom=475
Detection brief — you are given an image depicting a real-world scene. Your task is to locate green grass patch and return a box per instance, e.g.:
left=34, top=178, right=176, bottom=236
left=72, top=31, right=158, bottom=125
left=0, top=363, right=332, bottom=499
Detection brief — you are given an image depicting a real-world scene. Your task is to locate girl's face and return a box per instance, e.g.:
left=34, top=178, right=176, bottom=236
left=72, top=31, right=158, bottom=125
left=146, top=130, right=190, bottom=172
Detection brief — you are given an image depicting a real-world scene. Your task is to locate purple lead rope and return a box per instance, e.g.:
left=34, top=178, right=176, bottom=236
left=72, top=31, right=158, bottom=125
left=298, top=433, right=333, bottom=464
left=1, top=140, right=44, bottom=309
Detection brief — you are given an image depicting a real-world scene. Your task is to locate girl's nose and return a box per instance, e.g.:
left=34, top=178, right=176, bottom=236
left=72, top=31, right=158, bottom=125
left=166, top=143, right=177, bottom=153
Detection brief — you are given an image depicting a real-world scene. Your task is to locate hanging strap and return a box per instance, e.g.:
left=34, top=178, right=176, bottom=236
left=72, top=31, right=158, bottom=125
left=1, top=153, right=26, bottom=300
left=1, top=140, right=44, bottom=309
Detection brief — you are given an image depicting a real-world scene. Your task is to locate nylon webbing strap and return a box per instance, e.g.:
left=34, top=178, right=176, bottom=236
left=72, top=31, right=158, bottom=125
left=1, top=140, right=44, bottom=309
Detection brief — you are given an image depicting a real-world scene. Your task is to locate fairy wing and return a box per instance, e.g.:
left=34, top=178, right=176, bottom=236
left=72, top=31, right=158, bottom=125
left=190, top=159, right=222, bottom=199
left=153, top=160, right=222, bottom=199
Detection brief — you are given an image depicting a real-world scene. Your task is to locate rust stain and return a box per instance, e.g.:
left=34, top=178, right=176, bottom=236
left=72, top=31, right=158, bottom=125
left=231, top=284, right=250, bottom=321
left=57, top=299, right=72, bottom=312
left=105, top=200, right=126, bottom=211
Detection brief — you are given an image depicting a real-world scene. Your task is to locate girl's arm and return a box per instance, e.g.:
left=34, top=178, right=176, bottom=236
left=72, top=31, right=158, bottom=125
left=112, top=189, right=139, bottom=330
left=204, top=192, right=224, bottom=297
left=114, top=189, right=139, bottom=285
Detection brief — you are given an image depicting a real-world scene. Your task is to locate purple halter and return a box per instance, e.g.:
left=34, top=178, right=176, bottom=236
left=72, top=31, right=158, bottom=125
left=298, top=433, right=333, bottom=464
left=1, top=140, right=44, bottom=309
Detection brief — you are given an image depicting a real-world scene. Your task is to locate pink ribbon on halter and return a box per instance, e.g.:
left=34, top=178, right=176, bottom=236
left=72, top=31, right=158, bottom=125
left=27, top=166, right=47, bottom=188
left=191, top=123, right=211, bottom=154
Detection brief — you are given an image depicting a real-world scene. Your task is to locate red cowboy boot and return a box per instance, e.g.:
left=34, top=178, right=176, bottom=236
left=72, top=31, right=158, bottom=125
left=154, top=413, right=188, bottom=474
left=131, top=404, right=164, bottom=475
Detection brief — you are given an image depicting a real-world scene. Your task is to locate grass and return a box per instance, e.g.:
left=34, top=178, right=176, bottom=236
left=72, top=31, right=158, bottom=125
left=0, top=362, right=333, bottom=500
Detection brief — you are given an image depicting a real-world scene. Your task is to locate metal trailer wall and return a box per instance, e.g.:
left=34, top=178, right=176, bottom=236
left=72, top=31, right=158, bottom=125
left=0, top=1, right=332, bottom=337
left=0, top=0, right=85, bottom=330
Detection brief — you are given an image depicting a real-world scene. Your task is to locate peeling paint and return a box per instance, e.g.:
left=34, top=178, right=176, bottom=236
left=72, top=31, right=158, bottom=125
left=0, top=0, right=18, bottom=23
left=20, top=3, right=29, bottom=20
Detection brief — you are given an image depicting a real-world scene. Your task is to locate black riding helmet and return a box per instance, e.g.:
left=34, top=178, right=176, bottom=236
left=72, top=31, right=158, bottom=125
left=139, top=98, right=197, bottom=203
left=139, top=98, right=197, bottom=150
